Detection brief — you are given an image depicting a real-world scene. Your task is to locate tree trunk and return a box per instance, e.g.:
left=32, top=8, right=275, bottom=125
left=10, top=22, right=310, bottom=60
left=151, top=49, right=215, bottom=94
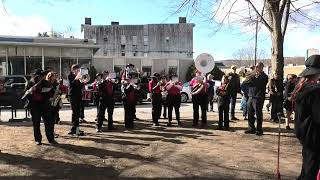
left=270, top=15, right=284, bottom=79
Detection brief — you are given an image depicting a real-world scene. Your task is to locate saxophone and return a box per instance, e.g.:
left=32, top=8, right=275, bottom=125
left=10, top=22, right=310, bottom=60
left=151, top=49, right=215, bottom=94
left=51, top=85, right=61, bottom=107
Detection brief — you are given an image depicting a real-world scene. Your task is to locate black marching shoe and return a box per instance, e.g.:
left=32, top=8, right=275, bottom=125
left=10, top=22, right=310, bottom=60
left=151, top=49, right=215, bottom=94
left=49, top=140, right=58, bottom=145
left=255, top=131, right=263, bottom=136
left=286, top=125, right=291, bottom=130
left=108, top=126, right=117, bottom=130
left=231, top=117, right=239, bottom=121
left=245, top=129, right=256, bottom=134
left=35, top=141, right=42, bottom=145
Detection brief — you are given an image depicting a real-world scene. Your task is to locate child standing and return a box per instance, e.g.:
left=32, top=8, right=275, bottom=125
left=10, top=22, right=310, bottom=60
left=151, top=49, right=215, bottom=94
left=216, top=75, right=231, bottom=130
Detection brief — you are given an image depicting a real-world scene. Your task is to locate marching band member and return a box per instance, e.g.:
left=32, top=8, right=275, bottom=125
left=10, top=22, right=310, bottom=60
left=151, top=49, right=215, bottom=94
left=67, top=64, right=85, bottom=136
left=121, top=77, right=138, bottom=129
left=25, top=69, right=56, bottom=145
left=149, top=72, right=162, bottom=126
left=93, top=73, right=102, bottom=121
left=160, top=75, right=168, bottom=119
left=216, top=75, right=231, bottom=130
left=207, top=74, right=215, bottom=112
left=96, top=71, right=116, bottom=132
left=165, top=74, right=182, bottom=127
left=228, top=65, right=241, bottom=120
left=190, top=70, right=208, bottom=126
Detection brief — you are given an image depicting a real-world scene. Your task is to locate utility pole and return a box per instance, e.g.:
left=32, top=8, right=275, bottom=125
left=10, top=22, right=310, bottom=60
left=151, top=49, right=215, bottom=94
left=254, top=15, right=258, bottom=66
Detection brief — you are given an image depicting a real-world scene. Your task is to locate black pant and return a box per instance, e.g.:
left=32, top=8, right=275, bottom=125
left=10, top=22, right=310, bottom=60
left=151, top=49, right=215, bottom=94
left=192, top=94, right=207, bottom=125
left=160, top=97, right=167, bottom=118
left=152, top=93, right=162, bottom=124
left=124, top=103, right=135, bottom=128
left=247, top=97, right=265, bottom=132
left=298, top=146, right=320, bottom=180
left=218, top=97, right=230, bottom=128
left=70, top=96, right=81, bottom=133
left=167, top=94, right=181, bottom=123
left=30, top=104, right=54, bottom=142
left=80, top=100, right=85, bottom=119
left=95, top=93, right=100, bottom=119
left=96, top=97, right=114, bottom=129
left=53, top=106, right=60, bottom=124
left=230, top=93, right=237, bottom=118
left=270, top=95, right=282, bottom=120
left=207, top=93, right=214, bottom=111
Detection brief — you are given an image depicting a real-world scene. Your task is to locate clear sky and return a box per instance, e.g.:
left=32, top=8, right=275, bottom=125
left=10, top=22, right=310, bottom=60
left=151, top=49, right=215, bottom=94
left=1, top=0, right=319, bottom=60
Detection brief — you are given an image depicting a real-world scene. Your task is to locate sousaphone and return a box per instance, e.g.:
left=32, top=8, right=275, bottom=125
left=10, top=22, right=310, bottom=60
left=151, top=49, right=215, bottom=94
left=194, top=53, right=215, bottom=75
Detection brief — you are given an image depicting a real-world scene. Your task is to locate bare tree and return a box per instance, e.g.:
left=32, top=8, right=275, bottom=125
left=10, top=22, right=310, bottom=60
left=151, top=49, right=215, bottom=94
left=174, top=0, right=320, bottom=77
left=232, top=45, right=269, bottom=67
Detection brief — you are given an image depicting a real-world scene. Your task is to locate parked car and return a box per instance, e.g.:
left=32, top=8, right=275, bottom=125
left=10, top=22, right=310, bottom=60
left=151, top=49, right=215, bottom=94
left=180, top=80, right=221, bottom=103
left=0, top=75, right=29, bottom=109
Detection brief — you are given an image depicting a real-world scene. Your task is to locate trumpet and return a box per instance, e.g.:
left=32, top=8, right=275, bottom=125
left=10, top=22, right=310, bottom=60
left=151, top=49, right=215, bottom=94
left=79, top=68, right=90, bottom=83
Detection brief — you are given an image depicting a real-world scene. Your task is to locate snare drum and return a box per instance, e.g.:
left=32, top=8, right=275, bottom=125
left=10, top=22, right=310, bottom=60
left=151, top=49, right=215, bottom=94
left=82, top=90, right=92, bottom=101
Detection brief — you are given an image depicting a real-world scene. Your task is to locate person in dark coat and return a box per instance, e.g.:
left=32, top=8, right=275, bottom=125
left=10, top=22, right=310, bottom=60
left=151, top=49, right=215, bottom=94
left=67, top=64, right=85, bottom=136
left=216, top=75, right=231, bottom=130
left=25, top=70, right=56, bottom=145
left=228, top=65, right=241, bottom=120
left=292, top=55, right=320, bottom=180
left=149, top=73, right=162, bottom=126
left=96, top=71, right=116, bottom=132
left=207, top=74, right=215, bottom=112
left=243, top=62, right=268, bottom=136
left=283, top=74, right=298, bottom=130
left=268, top=73, right=284, bottom=122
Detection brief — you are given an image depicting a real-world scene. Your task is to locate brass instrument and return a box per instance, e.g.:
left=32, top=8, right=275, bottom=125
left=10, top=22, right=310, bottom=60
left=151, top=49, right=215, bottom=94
left=191, top=82, right=204, bottom=95
left=51, top=85, right=62, bottom=107
left=79, top=68, right=90, bottom=83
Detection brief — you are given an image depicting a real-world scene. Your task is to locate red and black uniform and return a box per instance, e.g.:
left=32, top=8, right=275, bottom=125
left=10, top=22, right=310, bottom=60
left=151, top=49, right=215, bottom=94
left=216, top=82, right=231, bottom=129
left=26, top=76, right=55, bottom=143
left=149, top=79, right=162, bottom=125
left=190, top=78, right=208, bottom=126
left=68, top=72, right=84, bottom=134
left=166, top=81, right=182, bottom=126
left=92, top=80, right=100, bottom=119
left=96, top=80, right=115, bottom=130
left=122, top=84, right=138, bottom=129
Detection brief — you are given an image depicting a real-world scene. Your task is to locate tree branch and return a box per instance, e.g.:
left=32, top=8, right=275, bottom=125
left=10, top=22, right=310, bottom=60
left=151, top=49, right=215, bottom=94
left=245, top=0, right=273, bottom=32
left=280, top=0, right=287, bottom=15
left=282, top=0, right=291, bottom=38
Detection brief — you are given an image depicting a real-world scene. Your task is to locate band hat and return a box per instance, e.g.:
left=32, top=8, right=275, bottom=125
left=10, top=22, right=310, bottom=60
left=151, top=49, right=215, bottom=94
left=231, top=65, right=237, bottom=69
left=299, top=55, right=320, bottom=77
left=32, top=69, right=44, bottom=76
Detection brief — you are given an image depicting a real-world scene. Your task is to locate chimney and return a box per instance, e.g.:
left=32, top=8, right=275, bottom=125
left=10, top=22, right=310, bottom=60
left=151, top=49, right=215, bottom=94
left=179, top=17, right=186, bottom=23
left=85, top=17, right=91, bottom=25
left=111, top=21, right=119, bottom=26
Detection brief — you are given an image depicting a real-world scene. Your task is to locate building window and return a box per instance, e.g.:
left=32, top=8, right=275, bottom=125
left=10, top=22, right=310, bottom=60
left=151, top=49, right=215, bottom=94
left=121, top=35, right=126, bottom=45
left=142, top=66, right=151, bottom=77
left=133, top=51, right=137, bottom=57
left=114, top=65, right=124, bottom=78
left=168, top=66, right=177, bottom=75
left=132, top=36, right=137, bottom=46
left=143, top=36, right=148, bottom=46
left=121, top=45, right=125, bottom=56
left=143, top=52, right=148, bottom=57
